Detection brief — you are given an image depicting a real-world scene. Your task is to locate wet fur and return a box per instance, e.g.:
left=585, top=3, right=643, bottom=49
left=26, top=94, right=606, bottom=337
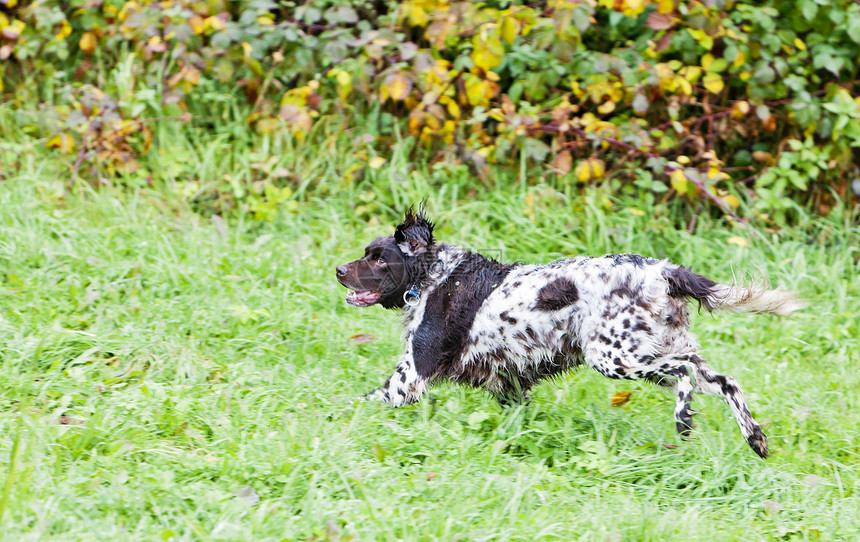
left=336, top=208, right=801, bottom=458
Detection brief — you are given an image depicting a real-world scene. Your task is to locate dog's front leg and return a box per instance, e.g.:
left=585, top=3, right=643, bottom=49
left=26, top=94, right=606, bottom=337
left=364, top=349, right=429, bottom=407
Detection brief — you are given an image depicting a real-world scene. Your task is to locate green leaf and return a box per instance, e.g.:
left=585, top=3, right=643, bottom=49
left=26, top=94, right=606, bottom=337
left=522, top=138, right=550, bottom=162
left=632, top=93, right=649, bottom=114
left=800, top=0, right=817, bottom=21
left=753, top=65, right=775, bottom=85
left=848, top=13, right=860, bottom=44
left=813, top=53, right=843, bottom=76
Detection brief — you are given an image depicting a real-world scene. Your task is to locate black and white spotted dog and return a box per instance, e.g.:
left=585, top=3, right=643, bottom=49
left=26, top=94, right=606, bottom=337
left=336, top=207, right=800, bottom=457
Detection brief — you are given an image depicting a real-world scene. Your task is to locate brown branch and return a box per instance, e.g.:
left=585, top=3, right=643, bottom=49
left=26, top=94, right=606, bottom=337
left=654, top=109, right=734, bottom=132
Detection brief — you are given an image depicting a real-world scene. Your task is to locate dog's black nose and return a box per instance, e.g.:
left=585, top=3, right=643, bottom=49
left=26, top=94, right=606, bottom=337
left=336, top=265, right=348, bottom=277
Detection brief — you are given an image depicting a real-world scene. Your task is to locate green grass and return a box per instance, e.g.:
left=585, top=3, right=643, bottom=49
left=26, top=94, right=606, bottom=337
left=1, top=119, right=859, bottom=541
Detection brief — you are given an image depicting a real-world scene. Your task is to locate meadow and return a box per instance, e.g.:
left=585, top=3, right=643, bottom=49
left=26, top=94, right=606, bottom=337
left=1, top=118, right=859, bottom=541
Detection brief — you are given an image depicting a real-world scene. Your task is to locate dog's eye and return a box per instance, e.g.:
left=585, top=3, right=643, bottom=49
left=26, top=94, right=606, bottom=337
left=377, top=257, right=386, bottom=265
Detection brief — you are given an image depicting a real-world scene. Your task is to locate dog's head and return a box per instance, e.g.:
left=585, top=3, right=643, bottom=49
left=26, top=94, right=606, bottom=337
left=336, top=206, right=436, bottom=309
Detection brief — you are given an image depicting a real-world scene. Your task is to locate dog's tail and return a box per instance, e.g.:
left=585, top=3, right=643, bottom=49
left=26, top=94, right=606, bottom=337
left=663, top=265, right=802, bottom=316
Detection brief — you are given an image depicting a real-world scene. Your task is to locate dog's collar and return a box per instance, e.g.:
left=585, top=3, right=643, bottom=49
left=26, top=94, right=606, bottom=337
left=403, top=284, right=421, bottom=307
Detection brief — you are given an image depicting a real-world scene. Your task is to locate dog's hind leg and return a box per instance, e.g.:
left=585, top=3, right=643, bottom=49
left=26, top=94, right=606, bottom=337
left=687, top=355, right=768, bottom=458
left=671, top=368, right=696, bottom=437
left=582, top=325, right=702, bottom=441
left=589, top=352, right=697, bottom=434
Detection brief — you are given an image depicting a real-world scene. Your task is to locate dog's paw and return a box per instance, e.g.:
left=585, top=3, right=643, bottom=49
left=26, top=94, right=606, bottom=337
left=362, top=388, right=385, bottom=402
left=747, top=426, right=769, bottom=458
left=675, top=420, right=697, bottom=439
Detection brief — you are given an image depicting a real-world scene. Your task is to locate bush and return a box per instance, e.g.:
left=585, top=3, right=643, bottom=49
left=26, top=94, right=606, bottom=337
left=2, top=0, right=859, bottom=224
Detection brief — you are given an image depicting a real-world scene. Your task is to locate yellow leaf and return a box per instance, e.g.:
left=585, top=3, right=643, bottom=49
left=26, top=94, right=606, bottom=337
left=701, top=53, right=715, bottom=71
left=369, top=156, right=387, bottom=169
left=335, top=70, right=351, bottom=89
left=205, top=15, right=225, bottom=32
left=670, top=169, right=688, bottom=194
left=657, top=0, right=674, bottom=13
left=189, top=15, right=205, bottom=35
left=46, top=133, right=75, bottom=153
left=611, top=391, right=632, bottom=407
left=685, top=28, right=711, bottom=49
left=79, top=32, right=97, bottom=54
left=722, top=195, right=740, bottom=208
left=500, top=17, right=518, bottom=45
left=464, top=76, right=492, bottom=108
left=597, top=101, right=615, bottom=115
left=441, top=120, right=456, bottom=144
left=794, top=38, right=806, bottom=51
left=385, top=73, right=412, bottom=101
left=54, top=19, right=71, bottom=41
left=628, top=207, right=645, bottom=216
left=707, top=168, right=730, bottom=182
left=677, top=155, right=690, bottom=165
left=328, top=69, right=353, bottom=101
left=405, top=4, right=428, bottom=27
left=445, top=99, right=460, bottom=119
left=703, top=72, right=724, bottom=94
left=679, top=66, right=702, bottom=83
left=256, top=16, right=274, bottom=26
left=575, top=161, right=591, bottom=183
left=118, top=2, right=141, bottom=23
left=727, top=236, right=748, bottom=248
left=471, top=34, right=505, bottom=71
left=589, top=158, right=606, bottom=179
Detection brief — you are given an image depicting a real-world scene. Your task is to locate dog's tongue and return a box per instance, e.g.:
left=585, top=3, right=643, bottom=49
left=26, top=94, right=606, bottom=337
left=346, top=290, right=382, bottom=307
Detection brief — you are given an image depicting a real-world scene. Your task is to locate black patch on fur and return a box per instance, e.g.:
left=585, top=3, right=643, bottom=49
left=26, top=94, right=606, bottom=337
left=609, top=253, right=658, bottom=267
left=535, top=278, right=580, bottom=311
left=500, top=311, right=517, bottom=325
left=607, top=284, right=636, bottom=300
left=664, top=265, right=719, bottom=312
left=411, top=252, right=515, bottom=378
left=632, top=321, right=651, bottom=333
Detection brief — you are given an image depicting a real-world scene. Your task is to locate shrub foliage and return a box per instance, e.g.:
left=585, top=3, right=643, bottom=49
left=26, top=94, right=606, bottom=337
left=2, top=0, right=859, bottom=222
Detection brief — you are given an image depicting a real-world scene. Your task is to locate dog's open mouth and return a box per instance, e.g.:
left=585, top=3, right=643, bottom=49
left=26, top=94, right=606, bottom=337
left=346, top=290, right=382, bottom=307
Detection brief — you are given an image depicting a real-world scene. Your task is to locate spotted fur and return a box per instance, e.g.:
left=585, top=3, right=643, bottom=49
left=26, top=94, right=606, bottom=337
left=336, top=208, right=802, bottom=458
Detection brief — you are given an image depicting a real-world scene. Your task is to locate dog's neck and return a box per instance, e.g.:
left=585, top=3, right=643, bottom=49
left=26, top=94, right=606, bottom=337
left=403, top=243, right=466, bottom=299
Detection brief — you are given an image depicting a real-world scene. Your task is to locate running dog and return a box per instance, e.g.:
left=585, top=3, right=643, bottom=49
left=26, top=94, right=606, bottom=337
left=335, top=207, right=800, bottom=457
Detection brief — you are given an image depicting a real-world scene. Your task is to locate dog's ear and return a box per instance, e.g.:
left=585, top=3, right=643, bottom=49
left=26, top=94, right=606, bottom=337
left=394, top=205, right=435, bottom=256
